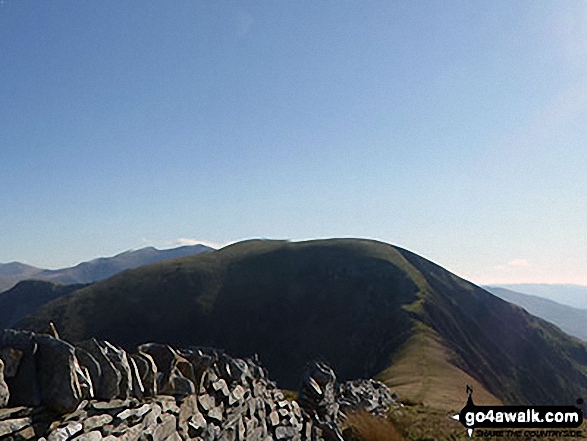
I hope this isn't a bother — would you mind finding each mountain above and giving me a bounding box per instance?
[0,280,88,330]
[17,239,587,409]
[497,284,587,310]
[0,262,42,292]
[484,286,587,342]
[0,245,213,292]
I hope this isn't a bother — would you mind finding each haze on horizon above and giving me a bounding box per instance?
[1,1,586,286]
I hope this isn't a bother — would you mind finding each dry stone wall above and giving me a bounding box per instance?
[0,330,396,440]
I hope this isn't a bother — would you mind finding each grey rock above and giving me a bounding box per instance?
[157,396,180,414]
[268,410,280,427]
[338,379,395,416]
[131,352,157,397]
[83,414,113,432]
[91,399,132,411]
[0,359,9,408]
[35,334,83,412]
[0,329,40,407]
[127,357,144,399]
[14,424,37,440]
[101,341,133,399]
[168,369,195,396]
[71,431,103,441]
[187,411,207,436]
[138,343,196,396]
[142,403,162,427]
[213,379,230,398]
[75,348,102,399]
[208,405,224,422]
[198,393,215,412]
[247,426,264,441]
[275,425,297,439]
[0,406,33,422]
[47,421,83,441]
[63,408,88,422]
[116,403,151,421]
[77,339,120,400]
[245,415,258,436]
[152,413,177,441]
[297,362,339,426]
[0,347,23,378]
[75,362,94,400]
[229,384,245,405]
[0,417,31,437]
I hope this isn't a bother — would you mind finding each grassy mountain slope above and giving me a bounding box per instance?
[485,286,587,342]
[0,280,88,329]
[18,239,587,407]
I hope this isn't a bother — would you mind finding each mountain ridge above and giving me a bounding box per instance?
[0,244,213,292]
[495,284,587,310]
[18,238,587,409]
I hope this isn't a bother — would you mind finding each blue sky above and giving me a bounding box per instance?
[1,1,586,285]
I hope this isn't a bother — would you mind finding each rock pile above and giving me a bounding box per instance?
[0,329,396,440]
[297,362,396,440]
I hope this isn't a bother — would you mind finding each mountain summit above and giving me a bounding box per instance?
[18,239,587,409]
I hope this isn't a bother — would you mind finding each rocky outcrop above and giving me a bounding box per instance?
[0,358,9,407]
[0,329,397,440]
[297,362,397,441]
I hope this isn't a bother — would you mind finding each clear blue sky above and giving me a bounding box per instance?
[1,1,586,285]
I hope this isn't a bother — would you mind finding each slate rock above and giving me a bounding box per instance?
[34,334,83,412]
[72,430,103,441]
[0,329,40,407]
[0,359,9,408]
[275,425,297,440]
[152,413,177,441]
[0,417,32,437]
[127,356,144,399]
[75,348,102,399]
[47,421,83,441]
[83,414,113,432]
[131,352,157,397]
[77,339,120,400]
[101,341,133,399]
[0,347,23,378]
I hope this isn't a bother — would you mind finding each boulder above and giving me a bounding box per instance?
[0,329,40,407]
[75,348,101,398]
[34,334,83,412]
[132,352,157,397]
[76,339,120,400]
[127,356,144,399]
[297,362,339,422]
[138,343,195,395]
[297,362,343,441]
[338,379,395,416]
[100,341,133,399]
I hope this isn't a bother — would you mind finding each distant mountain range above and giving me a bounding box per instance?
[16,239,587,409]
[494,284,587,310]
[0,245,213,293]
[484,286,587,342]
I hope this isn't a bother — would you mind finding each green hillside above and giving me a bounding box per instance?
[18,239,587,408]
[0,280,88,329]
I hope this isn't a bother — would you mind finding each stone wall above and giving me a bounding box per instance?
[0,330,396,440]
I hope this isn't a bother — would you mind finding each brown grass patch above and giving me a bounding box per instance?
[343,409,405,441]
